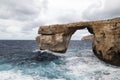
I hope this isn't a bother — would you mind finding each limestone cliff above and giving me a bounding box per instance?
[36,17,120,66]
[81,35,93,40]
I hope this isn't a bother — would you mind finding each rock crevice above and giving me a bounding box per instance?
[36,17,120,66]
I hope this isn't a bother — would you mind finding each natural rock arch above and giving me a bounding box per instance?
[36,17,120,66]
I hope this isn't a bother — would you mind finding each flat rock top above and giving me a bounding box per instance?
[39,17,120,34]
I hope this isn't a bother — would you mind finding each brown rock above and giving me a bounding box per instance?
[36,17,120,66]
[81,35,94,40]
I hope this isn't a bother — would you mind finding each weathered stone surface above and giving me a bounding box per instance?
[36,17,120,66]
[81,35,94,40]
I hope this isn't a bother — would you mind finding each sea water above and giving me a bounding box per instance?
[0,40,120,80]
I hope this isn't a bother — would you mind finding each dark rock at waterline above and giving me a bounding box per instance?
[36,52,59,61]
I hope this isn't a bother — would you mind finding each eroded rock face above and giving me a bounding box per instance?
[91,20,120,66]
[36,17,120,66]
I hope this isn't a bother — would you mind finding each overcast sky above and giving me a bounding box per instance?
[0,0,120,40]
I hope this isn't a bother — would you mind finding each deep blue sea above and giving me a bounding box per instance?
[0,40,120,80]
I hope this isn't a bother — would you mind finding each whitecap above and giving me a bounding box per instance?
[39,50,67,57]
[32,49,40,53]
[0,71,34,80]
[63,52,120,80]
[0,70,65,80]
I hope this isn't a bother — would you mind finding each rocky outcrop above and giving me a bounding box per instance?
[81,35,94,40]
[36,17,120,66]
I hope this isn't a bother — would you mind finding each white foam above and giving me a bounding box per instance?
[40,50,67,57]
[32,49,40,52]
[64,55,120,80]
[0,70,66,80]
[0,71,34,80]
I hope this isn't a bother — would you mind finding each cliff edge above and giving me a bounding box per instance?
[36,17,120,66]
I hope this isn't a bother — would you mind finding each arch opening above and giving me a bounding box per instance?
[71,28,91,40]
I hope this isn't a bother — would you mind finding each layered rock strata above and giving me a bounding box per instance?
[36,17,120,66]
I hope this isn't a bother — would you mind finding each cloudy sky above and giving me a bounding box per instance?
[0,0,120,40]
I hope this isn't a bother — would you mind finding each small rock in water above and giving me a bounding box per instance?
[36,51,59,61]
[103,72,110,75]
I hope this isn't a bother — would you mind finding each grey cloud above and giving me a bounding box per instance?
[3,0,120,40]
[0,0,49,39]
[57,10,83,24]
[82,0,120,20]
[42,0,49,12]
[22,20,45,32]
[0,0,40,21]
